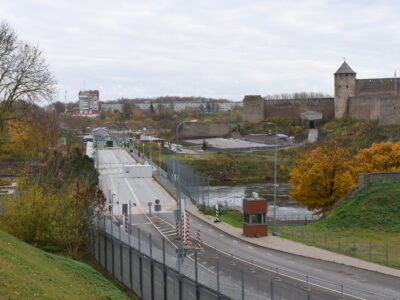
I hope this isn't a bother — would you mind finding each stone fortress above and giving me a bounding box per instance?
[243,61,400,126]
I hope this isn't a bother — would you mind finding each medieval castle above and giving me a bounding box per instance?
[243,61,400,126]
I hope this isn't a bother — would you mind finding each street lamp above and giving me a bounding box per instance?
[268,122,278,235]
[176,119,197,259]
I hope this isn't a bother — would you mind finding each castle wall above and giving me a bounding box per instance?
[243,95,265,122]
[356,78,398,96]
[347,96,381,121]
[348,95,400,125]
[378,96,400,125]
[264,98,335,119]
[334,73,356,118]
[182,122,232,138]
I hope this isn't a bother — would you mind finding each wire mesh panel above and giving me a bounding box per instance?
[167,157,209,207]
[114,242,122,281]
[121,245,130,288]
[141,257,152,300]
[106,238,113,274]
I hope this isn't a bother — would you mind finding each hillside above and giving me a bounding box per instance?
[313,180,400,231]
[0,230,131,299]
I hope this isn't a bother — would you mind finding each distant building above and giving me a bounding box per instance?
[93,127,109,148]
[77,90,100,117]
[101,102,123,112]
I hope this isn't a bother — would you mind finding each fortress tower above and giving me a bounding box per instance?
[334,61,356,118]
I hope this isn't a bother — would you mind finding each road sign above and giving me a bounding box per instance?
[155,199,160,205]
[154,204,161,212]
[148,201,152,207]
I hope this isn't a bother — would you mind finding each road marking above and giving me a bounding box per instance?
[208,229,213,232]
[232,240,238,243]
[288,260,295,264]
[219,234,224,237]
[248,246,253,249]
[267,253,273,256]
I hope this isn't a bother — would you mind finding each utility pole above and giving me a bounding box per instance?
[268,122,278,235]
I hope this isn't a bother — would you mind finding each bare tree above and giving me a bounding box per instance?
[0,21,56,127]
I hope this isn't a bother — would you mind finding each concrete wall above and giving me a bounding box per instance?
[264,98,334,119]
[182,122,232,138]
[358,171,400,187]
[356,78,398,96]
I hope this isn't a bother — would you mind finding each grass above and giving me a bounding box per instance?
[0,229,132,299]
[199,207,243,228]
[278,180,400,269]
[181,149,296,184]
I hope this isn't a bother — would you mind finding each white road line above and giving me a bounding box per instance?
[232,240,238,243]
[248,246,253,249]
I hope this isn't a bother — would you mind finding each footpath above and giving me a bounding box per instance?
[129,149,400,278]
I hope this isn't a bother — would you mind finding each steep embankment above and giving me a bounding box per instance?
[0,230,130,299]
[314,180,400,231]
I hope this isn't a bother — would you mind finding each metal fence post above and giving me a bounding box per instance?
[150,233,152,258]
[139,254,143,298]
[151,258,155,300]
[163,238,167,300]
[216,261,220,298]
[129,248,133,290]
[120,243,123,282]
[270,278,275,300]
[241,269,245,300]
[195,250,199,300]
[104,234,107,268]
[112,236,115,276]
[98,230,101,263]
[138,227,141,252]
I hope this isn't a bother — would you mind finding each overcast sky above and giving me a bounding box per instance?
[1,0,399,102]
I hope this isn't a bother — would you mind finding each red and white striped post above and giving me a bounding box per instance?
[184,211,190,247]
[196,230,201,249]
[125,214,128,233]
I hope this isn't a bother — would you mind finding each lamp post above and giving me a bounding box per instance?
[268,122,278,235]
[176,120,197,259]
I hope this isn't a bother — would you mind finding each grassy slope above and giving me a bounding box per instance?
[314,180,400,231]
[279,181,400,268]
[0,230,131,299]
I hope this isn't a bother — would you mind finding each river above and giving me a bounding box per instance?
[208,182,313,216]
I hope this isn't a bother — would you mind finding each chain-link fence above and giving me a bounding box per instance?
[166,157,209,207]
[276,225,400,269]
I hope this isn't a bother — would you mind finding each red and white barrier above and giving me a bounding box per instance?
[125,214,128,233]
[184,211,190,247]
[196,230,201,249]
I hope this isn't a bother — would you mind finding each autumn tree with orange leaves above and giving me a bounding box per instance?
[289,139,357,214]
[290,140,400,213]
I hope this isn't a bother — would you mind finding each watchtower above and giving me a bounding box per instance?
[334,61,356,118]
